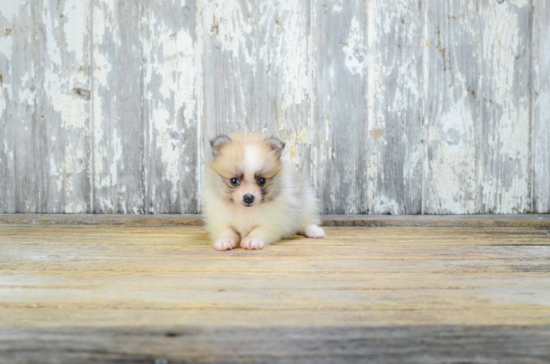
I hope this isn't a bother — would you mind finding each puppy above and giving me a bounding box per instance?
[204,133,325,251]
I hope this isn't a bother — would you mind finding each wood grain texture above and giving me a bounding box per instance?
[312,0,366,214]
[201,0,313,175]
[533,0,550,213]
[142,0,200,214]
[423,0,479,214]
[0,0,91,213]
[367,0,423,215]
[479,0,532,214]
[2,326,550,364]
[93,0,200,214]
[0,0,548,215]
[1,224,550,362]
[92,0,145,214]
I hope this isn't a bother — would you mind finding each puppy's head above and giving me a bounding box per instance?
[209,133,285,208]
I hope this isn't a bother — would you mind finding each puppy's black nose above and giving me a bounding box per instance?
[243,194,254,205]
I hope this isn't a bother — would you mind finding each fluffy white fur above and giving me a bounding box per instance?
[204,134,324,251]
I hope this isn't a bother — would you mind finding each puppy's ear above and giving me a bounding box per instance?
[210,135,231,157]
[265,136,285,159]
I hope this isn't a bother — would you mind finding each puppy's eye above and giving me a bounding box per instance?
[230,178,240,186]
[257,177,266,186]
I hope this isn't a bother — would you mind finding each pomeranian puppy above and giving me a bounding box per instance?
[204,133,325,251]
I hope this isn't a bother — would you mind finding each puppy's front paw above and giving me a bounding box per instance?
[214,238,237,251]
[304,224,325,239]
[241,237,265,250]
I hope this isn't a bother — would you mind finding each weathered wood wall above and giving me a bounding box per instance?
[0,0,548,214]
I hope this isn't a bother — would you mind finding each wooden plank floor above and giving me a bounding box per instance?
[1,220,550,363]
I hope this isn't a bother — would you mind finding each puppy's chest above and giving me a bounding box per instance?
[229,210,261,237]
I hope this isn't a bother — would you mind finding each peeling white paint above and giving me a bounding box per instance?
[0,87,5,118]
[63,0,88,61]
[509,0,530,7]
[422,0,480,215]
[18,73,36,106]
[43,2,63,67]
[343,17,366,76]
[141,2,199,213]
[0,1,20,22]
[111,125,122,187]
[0,23,13,60]
[278,0,312,112]
[3,140,13,161]
[531,0,549,213]
[367,0,423,214]
[98,197,114,213]
[49,154,62,193]
[480,0,530,213]
[426,101,477,213]
[54,91,87,129]
[195,0,205,211]
[373,196,400,215]
[152,108,181,196]
[0,0,546,214]
[482,5,522,108]
[203,0,253,63]
[151,24,195,110]
[263,0,313,177]
[92,0,115,87]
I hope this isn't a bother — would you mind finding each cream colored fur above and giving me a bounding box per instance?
[204,133,324,251]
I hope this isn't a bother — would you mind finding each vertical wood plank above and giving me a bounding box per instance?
[479,0,532,214]
[142,1,200,214]
[423,1,479,214]
[0,2,28,213]
[367,0,423,215]
[0,0,91,213]
[200,0,314,183]
[532,0,550,213]
[92,0,145,213]
[39,0,92,213]
[312,0,367,214]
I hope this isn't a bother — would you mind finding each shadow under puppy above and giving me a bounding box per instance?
[204,133,325,251]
